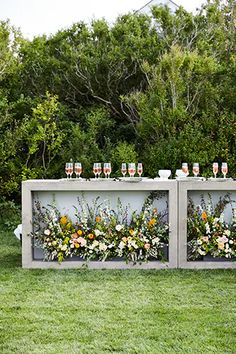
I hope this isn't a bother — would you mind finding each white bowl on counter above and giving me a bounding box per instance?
[158,170,171,179]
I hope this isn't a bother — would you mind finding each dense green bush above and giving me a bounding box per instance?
[0,0,235,200]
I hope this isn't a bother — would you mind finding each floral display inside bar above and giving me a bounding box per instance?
[187,194,236,261]
[31,192,169,264]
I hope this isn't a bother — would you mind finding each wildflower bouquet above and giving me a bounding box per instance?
[30,194,169,264]
[117,197,169,263]
[187,194,236,260]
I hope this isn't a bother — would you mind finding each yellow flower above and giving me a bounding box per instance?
[201,211,207,221]
[95,216,101,223]
[129,229,134,236]
[88,233,95,240]
[60,216,68,225]
[218,242,224,250]
[148,218,156,227]
[75,243,80,249]
[77,229,83,236]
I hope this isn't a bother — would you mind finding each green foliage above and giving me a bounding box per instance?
[0,0,236,198]
[0,222,236,354]
[111,142,138,175]
[0,197,21,229]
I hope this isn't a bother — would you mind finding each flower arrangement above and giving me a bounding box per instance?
[31,193,169,264]
[187,194,236,260]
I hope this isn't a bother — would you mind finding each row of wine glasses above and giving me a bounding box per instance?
[121,163,143,177]
[213,162,228,178]
[65,162,82,179]
[93,163,111,178]
[65,162,144,179]
[181,162,228,178]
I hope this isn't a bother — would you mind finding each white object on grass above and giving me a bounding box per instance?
[14,224,22,240]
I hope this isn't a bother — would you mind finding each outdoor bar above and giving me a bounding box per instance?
[178,180,236,269]
[22,179,178,269]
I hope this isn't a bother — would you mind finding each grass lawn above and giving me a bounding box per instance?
[0,224,235,354]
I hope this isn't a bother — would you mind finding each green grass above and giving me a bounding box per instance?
[0,225,235,354]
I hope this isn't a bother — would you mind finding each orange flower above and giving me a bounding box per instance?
[95,216,101,223]
[60,216,68,225]
[77,229,83,236]
[88,233,95,240]
[153,208,158,214]
[201,211,207,221]
[72,233,78,239]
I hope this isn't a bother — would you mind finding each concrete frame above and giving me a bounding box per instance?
[22,179,178,269]
[178,180,236,269]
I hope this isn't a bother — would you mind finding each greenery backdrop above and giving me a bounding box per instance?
[0,0,235,200]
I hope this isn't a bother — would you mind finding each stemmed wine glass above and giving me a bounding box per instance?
[192,163,199,177]
[65,162,73,179]
[137,163,143,177]
[128,163,136,177]
[93,163,98,179]
[221,162,228,179]
[121,163,127,177]
[74,162,82,179]
[104,163,112,178]
[213,162,218,178]
[107,163,111,178]
[97,163,102,178]
[182,163,189,177]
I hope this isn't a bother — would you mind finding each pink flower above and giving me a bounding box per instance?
[144,243,150,250]
[78,237,87,247]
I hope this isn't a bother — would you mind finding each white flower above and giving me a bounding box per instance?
[118,241,125,250]
[219,213,224,223]
[115,224,124,232]
[44,229,51,236]
[99,243,107,252]
[129,240,138,249]
[90,240,99,249]
[205,222,211,234]
[198,249,206,256]
[61,244,67,251]
[224,230,231,237]
[197,239,202,245]
[94,229,102,237]
[229,240,233,244]
[152,237,160,245]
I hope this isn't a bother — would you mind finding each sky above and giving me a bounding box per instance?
[0,0,206,39]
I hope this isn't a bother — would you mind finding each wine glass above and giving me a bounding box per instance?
[137,163,143,177]
[192,163,199,177]
[74,162,82,179]
[121,163,127,177]
[93,163,98,179]
[107,162,111,178]
[65,162,73,179]
[182,163,189,176]
[97,163,102,178]
[128,163,136,177]
[103,163,111,178]
[213,162,218,178]
[221,162,228,179]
